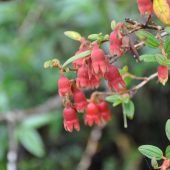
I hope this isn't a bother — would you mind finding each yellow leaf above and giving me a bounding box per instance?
[153,0,170,25]
[64,31,82,41]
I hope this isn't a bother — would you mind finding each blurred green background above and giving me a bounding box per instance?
[0,0,169,170]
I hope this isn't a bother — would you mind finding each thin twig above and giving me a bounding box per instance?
[76,124,105,170]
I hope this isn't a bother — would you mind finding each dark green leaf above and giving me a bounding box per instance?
[62,50,91,67]
[135,30,160,48]
[138,145,163,160]
[17,127,45,157]
[122,100,135,120]
[165,119,170,141]
[165,145,170,159]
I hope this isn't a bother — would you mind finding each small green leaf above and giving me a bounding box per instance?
[140,54,157,62]
[140,54,167,65]
[165,27,170,34]
[138,145,163,160]
[62,50,91,67]
[106,94,122,106]
[17,127,45,157]
[88,34,99,40]
[64,31,81,41]
[155,54,167,65]
[111,20,116,30]
[122,100,135,120]
[135,30,160,48]
[165,119,170,141]
[165,145,170,159]
[164,37,170,55]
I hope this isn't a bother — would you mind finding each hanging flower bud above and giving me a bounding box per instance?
[84,102,100,126]
[98,100,112,122]
[137,0,153,15]
[58,75,72,96]
[109,23,123,57]
[73,89,87,112]
[104,64,126,91]
[76,65,90,88]
[63,105,80,132]
[89,75,101,89]
[73,38,90,68]
[158,65,168,85]
[91,43,108,75]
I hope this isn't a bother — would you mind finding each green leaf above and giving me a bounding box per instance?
[164,37,170,55]
[21,114,53,129]
[140,54,167,65]
[17,127,45,157]
[165,27,170,34]
[106,94,122,107]
[135,30,160,48]
[140,54,157,62]
[64,31,82,41]
[165,145,170,159]
[122,100,135,120]
[88,34,99,40]
[62,50,91,67]
[155,54,167,65]
[111,20,116,30]
[138,145,163,160]
[165,119,170,141]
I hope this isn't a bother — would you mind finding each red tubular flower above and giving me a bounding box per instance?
[158,65,168,85]
[73,38,90,68]
[104,64,126,91]
[63,105,80,132]
[84,102,100,126]
[58,75,72,96]
[89,75,101,89]
[109,23,123,57]
[73,89,87,112]
[76,65,90,88]
[137,0,153,15]
[91,43,108,76]
[98,100,112,122]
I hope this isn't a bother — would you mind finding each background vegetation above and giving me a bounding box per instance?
[0,0,169,169]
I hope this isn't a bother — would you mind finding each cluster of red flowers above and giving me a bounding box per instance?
[58,31,127,132]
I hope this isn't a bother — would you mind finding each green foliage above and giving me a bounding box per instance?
[106,94,129,107]
[135,30,160,48]
[64,31,82,41]
[122,100,135,120]
[17,126,45,157]
[139,54,169,66]
[164,36,170,56]
[138,145,163,160]
[165,119,170,141]
[165,145,170,159]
